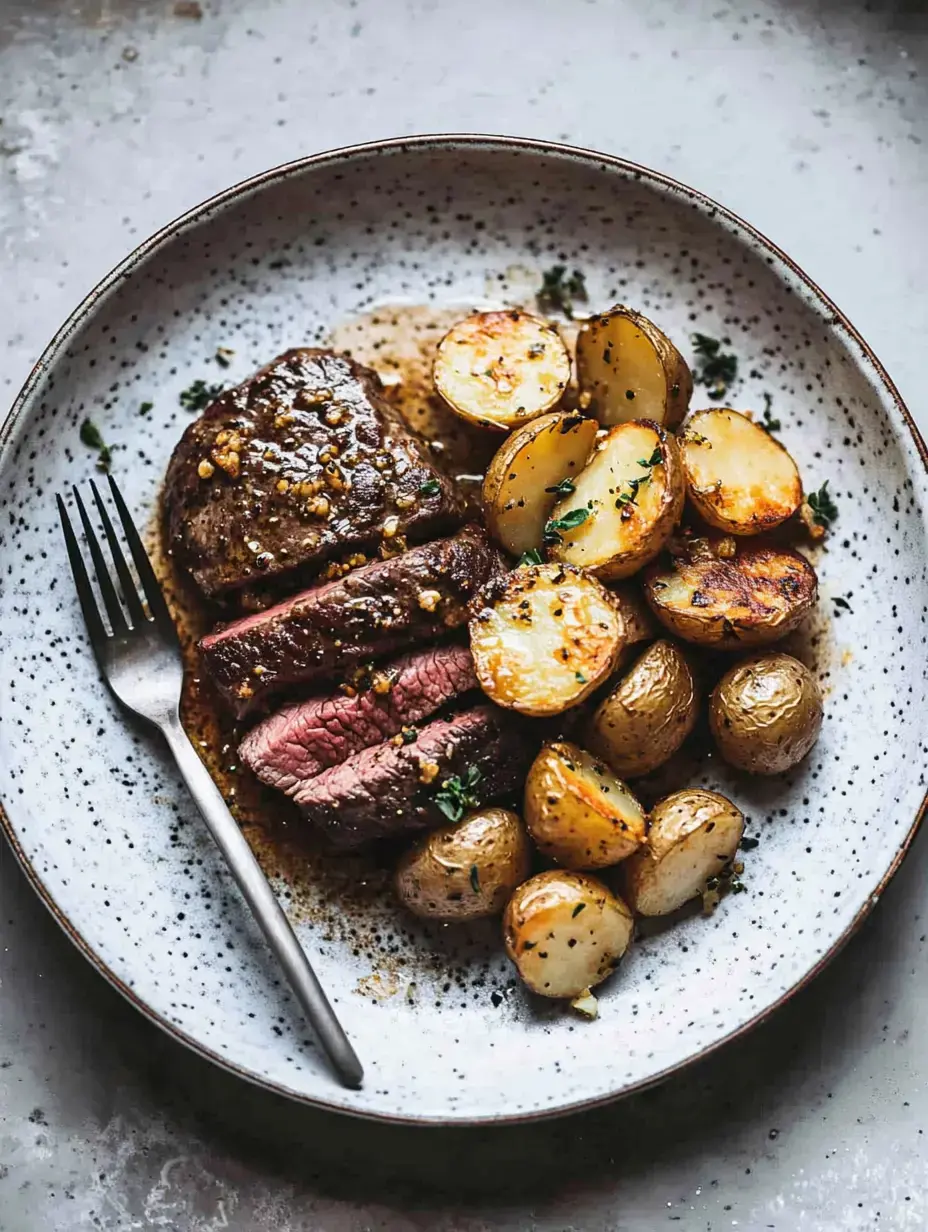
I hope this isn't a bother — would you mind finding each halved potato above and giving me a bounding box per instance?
[643,541,817,648]
[547,420,685,580]
[576,306,692,428]
[624,789,744,916]
[469,563,624,716]
[433,309,571,430]
[503,870,634,998]
[709,652,823,775]
[680,408,803,535]
[524,741,647,869]
[395,807,532,921]
[482,411,597,556]
[586,639,698,778]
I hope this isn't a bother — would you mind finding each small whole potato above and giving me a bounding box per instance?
[709,652,823,775]
[503,870,634,998]
[395,807,532,921]
[524,740,648,869]
[586,639,698,778]
[625,789,744,917]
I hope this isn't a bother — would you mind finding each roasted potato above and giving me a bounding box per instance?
[624,789,744,917]
[503,870,634,998]
[433,309,571,430]
[709,652,823,775]
[680,409,803,535]
[469,563,624,716]
[547,420,685,580]
[395,807,532,921]
[611,582,658,648]
[642,541,817,648]
[586,639,698,778]
[482,411,597,557]
[524,741,647,869]
[576,305,692,429]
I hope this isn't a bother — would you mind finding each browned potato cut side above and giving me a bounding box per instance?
[395,808,532,921]
[469,563,624,716]
[625,789,744,917]
[503,870,634,998]
[547,420,685,580]
[433,309,571,430]
[482,412,597,556]
[524,741,647,870]
[576,306,692,428]
[642,542,817,648]
[587,639,698,778]
[709,652,823,774]
[680,409,803,535]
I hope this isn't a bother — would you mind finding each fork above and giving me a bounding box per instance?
[57,476,363,1090]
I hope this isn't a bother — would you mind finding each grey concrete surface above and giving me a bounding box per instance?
[1,0,927,1227]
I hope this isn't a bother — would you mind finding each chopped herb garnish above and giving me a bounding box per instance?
[401,726,418,744]
[179,378,224,413]
[215,346,235,368]
[571,903,586,918]
[469,865,481,894]
[808,481,838,527]
[761,392,781,432]
[518,548,543,567]
[740,836,760,851]
[625,389,636,400]
[638,447,663,468]
[614,447,663,508]
[692,332,738,400]
[545,477,576,497]
[685,431,709,446]
[832,595,853,612]
[536,265,588,317]
[543,507,590,544]
[419,478,441,496]
[434,764,482,823]
[138,400,154,416]
[575,671,587,684]
[79,419,114,472]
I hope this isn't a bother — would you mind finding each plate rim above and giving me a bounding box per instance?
[2,131,926,1126]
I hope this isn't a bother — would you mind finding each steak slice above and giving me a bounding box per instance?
[200,525,504,717]
[163,348,466,601]
[238,643,478,791]
[294,704,535,849]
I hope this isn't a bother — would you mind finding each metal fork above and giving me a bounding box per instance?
[57,476,363,1089]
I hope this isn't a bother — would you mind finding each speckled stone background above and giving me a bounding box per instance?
[0,0,926,1228]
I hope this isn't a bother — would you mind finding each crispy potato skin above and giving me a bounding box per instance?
[433,309,571,430]
[548,420,686,581]
[709,652,823,774]
[395,807,532,921]
[587,639,698,778]
[642,542,817,648]
[469,563,625,716]
[524,741,647,869]
[576,306,692,428]
[624,789,744,916]
[503,869,634,998]
[680,409,803,536]
[482,412,597,556]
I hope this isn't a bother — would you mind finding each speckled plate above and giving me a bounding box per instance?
[1,135,927,1125]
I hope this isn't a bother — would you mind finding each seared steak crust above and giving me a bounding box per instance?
[163,348,465,600]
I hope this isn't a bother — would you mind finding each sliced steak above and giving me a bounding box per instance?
[295,704,535,848]
[239,643,478,791]
[163,348,465,601]
[200,525,504,716]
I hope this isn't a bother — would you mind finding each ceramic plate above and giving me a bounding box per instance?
[1,136,926,1124]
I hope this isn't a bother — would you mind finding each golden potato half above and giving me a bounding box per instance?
[433,309,571,430]
[587,639,698,778]
[625,789,744,917]
[643,542,817,648]
[503,870,634,998]
[709,652,823,775]
[680,408,803,535]
[576,305,692,429]
[469,563,624,716]
[524,740,647,869]
[482,411,597,557]
[547,420,685,580]
[395,807,532,921]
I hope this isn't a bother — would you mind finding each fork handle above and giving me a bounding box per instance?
[161,714,363,1089]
